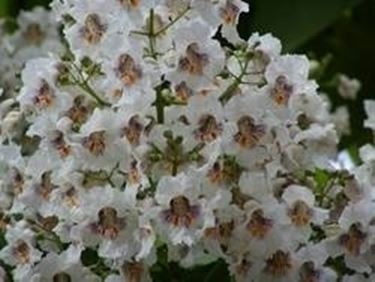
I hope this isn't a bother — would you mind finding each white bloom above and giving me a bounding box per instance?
[338,74,361,100]
[32,245,100,282]
[154,173,216,246]
[325,200,375,274]
[167,18,225,89]
[263,55,318,120]
[0,0,371,279]
[64,0,126,61]
[248,32,282,61]
[18,57,73,119]
[364,100,375,130]
[0,221,43,280]
[72,108,127,172]
[281,185,328,244]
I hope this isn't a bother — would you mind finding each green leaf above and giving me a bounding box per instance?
[0,1,10,17]
[239,0,364,50]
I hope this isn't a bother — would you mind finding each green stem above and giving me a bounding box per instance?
[130,6,190,39]
[70,63,111,107]
[219,55,251,104]
[171,158,179,176]
[154,6,190,37]
[27,219,65,251]
[148,9,158,60]
[155,89,165,124]
[79,80,111,107]
[130,30,149,36]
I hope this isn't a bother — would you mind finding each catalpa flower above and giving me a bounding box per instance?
[0,0,374,280]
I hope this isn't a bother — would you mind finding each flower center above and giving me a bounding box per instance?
[299,262,321,282]
[175,82,193,103]
[82,131,106,156]
[179,43,209,75]
[51,131,71,158]
[339,223,366,256]
[122,262,144,282]
[37,172,55,200]
[163,196,199,227]
[63,187,80,208]
[81,13,107,45]
[128,159,141,185]
[264,250,292,277]
[33,79,55,109]
[118,0,141,9]
[271,75,293,106]
[123,115,144,146]
[194,114,222,143]
[171,196,191,217]
[23,23,45,45]
[207,156,242,185]
[116,54,142,86]
[235,258,253,278]
[246,209,273,239]
[0,212,9,232]
[204,221,234,244]
[12,240,30,265]
[53,272,72,282]
[234,116,266,148]
[288,200,313,227]
[9,168,24,195]
[220,1,240,26]
[219,221,235,239]
[93,207,125,239]
[66,97,89,127]
[207,161,224,184]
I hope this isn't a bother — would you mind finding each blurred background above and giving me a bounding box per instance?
[0,0,374,151]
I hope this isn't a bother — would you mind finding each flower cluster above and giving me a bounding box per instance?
[0,0,374,281]
[0,6,64,97]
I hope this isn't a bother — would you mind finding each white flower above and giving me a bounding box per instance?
[154,173,216,246]
[69,186,139,260]
[281,185,328,244]
[181,92,225,144]
[9,7,64,58]
[18,57,73,119]
[263,55,318,119]
[72,108,127,172]
[338,74,361,100]
[167,18,225,89]
[248,33,282,61]
[32,245,100,282]
[331,106,351,136]
[343,274,375,282]
[105,261,152,282]
[324,200,375,274]
[0,0,371,278]
[296,243,337,282]
[64,0,126,61]
[223,93,272,168]
[0,221,43,280]
[239,197,293,259]
[101,35,157,106]
[364,100,375,130]
[218,0,249,43]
